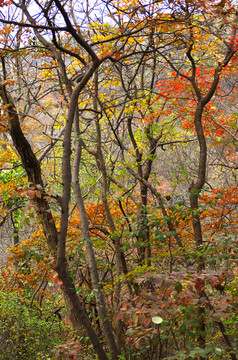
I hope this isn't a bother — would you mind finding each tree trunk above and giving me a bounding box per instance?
[0,77,110,360]
[72,117,121,358]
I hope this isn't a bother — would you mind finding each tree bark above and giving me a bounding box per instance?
[0,64,110,360]
[72,107,121,359]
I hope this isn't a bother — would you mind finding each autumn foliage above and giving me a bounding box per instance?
[0,0,238,359]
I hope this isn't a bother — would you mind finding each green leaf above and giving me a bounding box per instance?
[180,324,186,334]
[215,348,223,355]
[174,282,183,293]
[132,314,138,323]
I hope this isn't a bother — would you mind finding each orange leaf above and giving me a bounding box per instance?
[115,51,120,60]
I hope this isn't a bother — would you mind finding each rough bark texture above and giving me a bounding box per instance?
[0,68,110,360]
[187,32,236,359]
[72,107,120,359]
[12,6,119,354]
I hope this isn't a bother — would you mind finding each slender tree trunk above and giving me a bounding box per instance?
[72,107,120,359]
[93,71,127,305]
[0,69,110,360]
[189,100,207,359]
[185,25,235,356]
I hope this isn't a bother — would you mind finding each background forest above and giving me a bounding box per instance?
[0,0,237,359]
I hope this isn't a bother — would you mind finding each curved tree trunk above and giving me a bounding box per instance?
[0,63,110,360]
[72,107,121,359]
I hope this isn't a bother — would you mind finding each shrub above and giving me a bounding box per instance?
[0,291,65,360]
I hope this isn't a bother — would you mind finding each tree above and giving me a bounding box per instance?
[0,0,237,359]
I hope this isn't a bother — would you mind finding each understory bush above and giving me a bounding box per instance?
[0,291,66,360]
